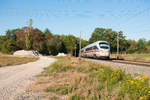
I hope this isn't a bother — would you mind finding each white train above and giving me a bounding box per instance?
[80,41,110,59]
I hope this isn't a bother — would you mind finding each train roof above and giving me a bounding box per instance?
[93,40,109,44]
[81,40,109,50]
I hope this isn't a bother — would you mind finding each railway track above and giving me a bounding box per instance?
[111,60,150,67]
[82,57,150,78]
[82,58,150,67]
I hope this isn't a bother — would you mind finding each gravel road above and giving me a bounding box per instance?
[84,58,150,78]
[0,56,56,100]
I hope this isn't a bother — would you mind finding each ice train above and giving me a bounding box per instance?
[80,41,110,59]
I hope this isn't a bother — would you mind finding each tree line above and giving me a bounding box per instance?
[0,27,88,56]
[89,28,150,54]
[0,26,150,56]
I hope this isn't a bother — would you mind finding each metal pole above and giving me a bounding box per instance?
[79,31,82,58]
[117,32,119,59]
[75,44,76,57]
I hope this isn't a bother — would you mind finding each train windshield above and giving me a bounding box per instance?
[99,42,109,49]
[99,42,109,45]
[100,46,109,49]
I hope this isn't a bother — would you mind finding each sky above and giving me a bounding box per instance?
[0,0,150,40]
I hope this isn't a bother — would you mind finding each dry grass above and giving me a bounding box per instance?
[27,56,150,100]
[111,54,150,63]
[0,53,39,67]
[27,57,124,100]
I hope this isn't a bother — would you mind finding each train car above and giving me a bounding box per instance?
[80,41,110,59]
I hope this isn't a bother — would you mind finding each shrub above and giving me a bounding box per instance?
[119,75,150,99]
[1,41,18,54]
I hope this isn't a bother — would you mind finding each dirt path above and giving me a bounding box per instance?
[0,56,56,100]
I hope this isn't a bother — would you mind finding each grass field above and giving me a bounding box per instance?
[0,53,39,67]
[111,54,150,63]
[30,56,150,100]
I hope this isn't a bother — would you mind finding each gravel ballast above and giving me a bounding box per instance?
[0,56,56,100]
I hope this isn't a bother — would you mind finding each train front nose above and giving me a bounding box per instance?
[101,49,110,56]
[99,45,110,57]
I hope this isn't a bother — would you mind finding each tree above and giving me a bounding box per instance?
[117,31,129,53]
[46,35,64,55]
[61,35,77,54]
[43,29,54,54]
[89,28,128,53]
[0,29,19,53]
[147,40,150,46]
[30,28,46,53]
[1,41,18,54]
[72,38,89,56]
[16,27,46,53]
[0,36,7,51]
[16,27,29,49]
[127,40,138,53]
[25,34,31,50]
[89,28,106,43]
[137,38,147,53]
[44,28,52,35]
[5,29,18,41]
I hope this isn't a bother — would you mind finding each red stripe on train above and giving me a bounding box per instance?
[82,50,101,54]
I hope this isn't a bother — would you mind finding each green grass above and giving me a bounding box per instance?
[45,85,75,95]
[134,54,150,58]
[111,53,150,63]
[49,97,59,100]
[69,94,80,100]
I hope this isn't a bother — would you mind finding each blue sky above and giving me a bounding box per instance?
[0,0,150,40]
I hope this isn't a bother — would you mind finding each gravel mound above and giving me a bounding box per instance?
[13,50,39,57]
[57,53,66,57]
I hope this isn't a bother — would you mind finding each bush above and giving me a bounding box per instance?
[1,41,18,54]
[119,75,150,99]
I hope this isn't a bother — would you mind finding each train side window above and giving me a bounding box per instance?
[86,48,90,51]
[93,46,98,50]
[86,48,88,51]
[86,47,92,51]
[93,46,95,50]
[90,47,92,50]
[95,46,98,50]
